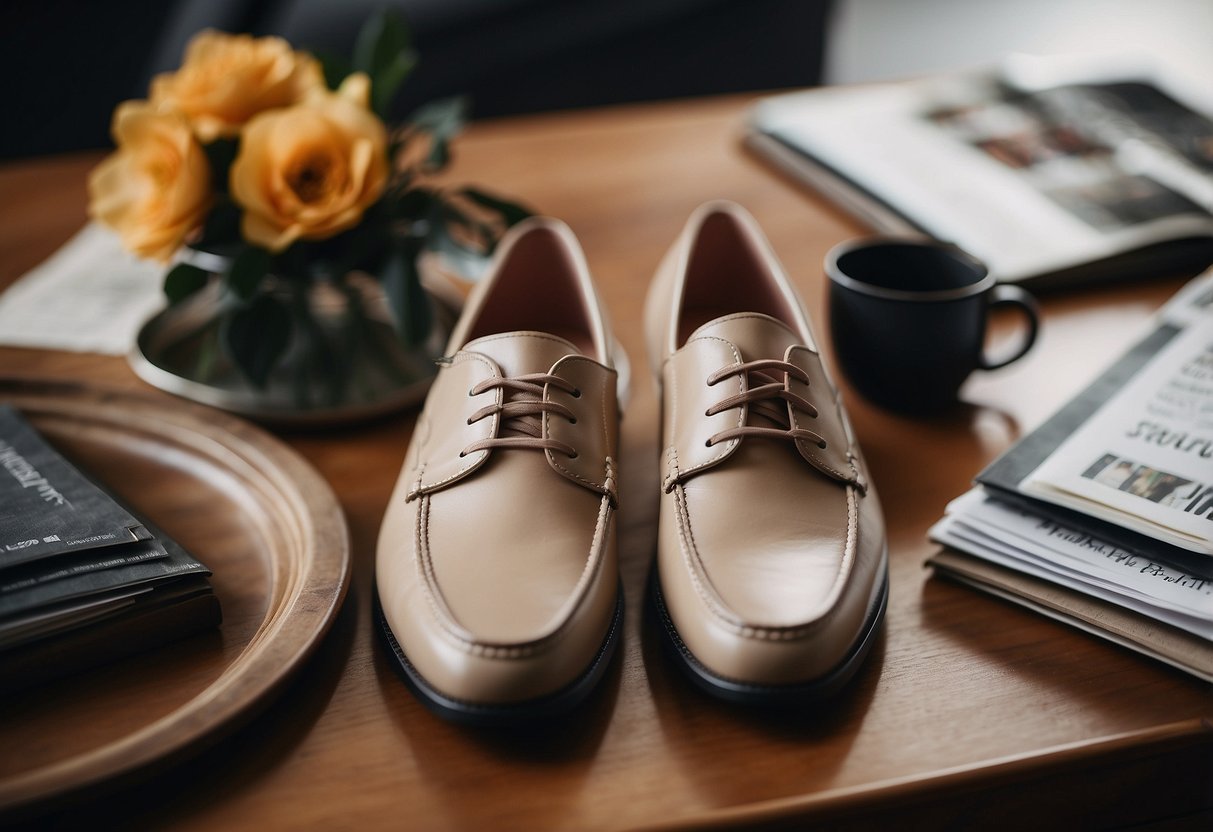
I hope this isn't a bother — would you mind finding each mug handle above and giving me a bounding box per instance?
[979,284,1040,370]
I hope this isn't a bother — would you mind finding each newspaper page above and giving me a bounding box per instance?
[930,489,1213,639]
[1020,284,1213,553]
[0,223,164,355]
[749,67,1213,283]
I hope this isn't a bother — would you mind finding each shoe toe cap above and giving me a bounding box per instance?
[376,483,619,706]
[660,482,887,688]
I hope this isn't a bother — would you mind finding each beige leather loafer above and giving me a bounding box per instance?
[644,201,888,703]
[376,217,622,723]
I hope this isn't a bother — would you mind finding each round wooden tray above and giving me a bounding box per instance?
[0,380,351,813]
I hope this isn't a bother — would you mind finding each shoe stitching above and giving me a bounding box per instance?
[557,493,614,649]
[819,355,863,486]
[838,406,866,488]
[411,351,615,657]
[599,363,617,502]
[544,357,618,498]
[703,310,796,333]
[795,431,858,484]
[661,353,680,491]
[407,414,429,496]
[847,454,861,486]
[414,490,614,659]
[662,446,679,492]
[467,330,578,350]
[671,481,861,642]
[496,492,613,660]
[784,346,865,490]
[466,495,613,659]
[662,327,865,638]
[412,460,426,498]
[672,482,741,632]
[414,494,456,639]
[602,456,617,506]
[379,592,623,714]
[667,336,744,488]
[411,352,500,498]
[599,361,610,455]
[682,311,797,346]
[652,569,885,693]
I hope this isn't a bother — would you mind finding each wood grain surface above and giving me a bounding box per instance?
[0,95,1209,829]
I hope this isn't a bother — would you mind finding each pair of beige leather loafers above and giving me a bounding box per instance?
[375,202,888,722]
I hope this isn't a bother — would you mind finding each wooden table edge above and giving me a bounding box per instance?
[641,718,1213,829]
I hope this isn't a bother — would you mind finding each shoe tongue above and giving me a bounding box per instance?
[688,312,804,362]
[462,330,579,376]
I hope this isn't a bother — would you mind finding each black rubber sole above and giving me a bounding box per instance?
[648,565,888,705]
[374,583,623,726]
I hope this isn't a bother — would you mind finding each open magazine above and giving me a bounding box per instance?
[746,61,1213,287]
[928,269,1213,680]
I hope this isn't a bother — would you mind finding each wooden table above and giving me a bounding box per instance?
[1,95,1210,830]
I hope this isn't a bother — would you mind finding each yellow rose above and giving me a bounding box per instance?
[151,30,325,142]
[230,74,388,252]
[88,101,213,262]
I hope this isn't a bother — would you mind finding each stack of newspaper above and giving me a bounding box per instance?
[929,269,1213,681]
[0,407,219,691]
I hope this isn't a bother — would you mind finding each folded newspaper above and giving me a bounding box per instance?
[929,268,1213,681]
[1023,281,1213,554]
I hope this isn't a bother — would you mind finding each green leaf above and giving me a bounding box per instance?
[396,97,468,173]
[353,9,409,74]
[227,246,271,300]
[409,95,465,169]
[203,139,238,177]
[379,242,432,347]
[372,50,417,117]
[459,187,534,228]
[426,136,450,170]
[316,50,352,90]
[409,96,467,140]
[353,9,417,117]
[163,263,210,305]
[222,295,293,389]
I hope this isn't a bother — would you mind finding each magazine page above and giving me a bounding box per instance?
[1021,319,1213,554]
[749,71,1213,282]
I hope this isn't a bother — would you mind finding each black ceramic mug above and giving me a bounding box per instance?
[825,237,1039,414]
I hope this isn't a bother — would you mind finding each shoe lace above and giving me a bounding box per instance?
[460,373,580,458]
[704,359,827,449]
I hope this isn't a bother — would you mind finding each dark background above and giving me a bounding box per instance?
[1,0,834,159]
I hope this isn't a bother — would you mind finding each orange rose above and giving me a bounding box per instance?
[151,30,325,142]
[230,74,388,252]
[88,101,213,262]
